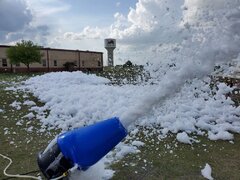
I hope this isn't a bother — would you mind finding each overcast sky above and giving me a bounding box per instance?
[0,0,185,65]
[1,0,238,65]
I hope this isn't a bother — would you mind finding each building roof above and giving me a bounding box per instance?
[0,45,103,54]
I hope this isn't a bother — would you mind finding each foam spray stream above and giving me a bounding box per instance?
[70,1,240,179]
[121,0,240,129]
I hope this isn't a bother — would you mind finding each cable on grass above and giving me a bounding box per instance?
[0,153,78,180]
[0,153,42,180]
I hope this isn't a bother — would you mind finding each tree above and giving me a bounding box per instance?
[63,62,76,72]
[7,40,42,72]
[123,60,133,67]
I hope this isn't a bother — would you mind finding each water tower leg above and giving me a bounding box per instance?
[108,49,114,67]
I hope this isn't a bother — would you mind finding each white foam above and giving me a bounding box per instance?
[201,163,214,180]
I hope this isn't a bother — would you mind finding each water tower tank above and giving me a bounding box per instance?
[104,39,116,67]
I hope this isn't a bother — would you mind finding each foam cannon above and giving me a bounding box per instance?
[37,117,127,179]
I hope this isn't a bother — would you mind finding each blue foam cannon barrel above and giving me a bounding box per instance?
[37,117,127,179]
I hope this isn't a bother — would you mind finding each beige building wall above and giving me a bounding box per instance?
[80,52,102,68]
[48,50,79,68]
[0,45,103,72]
[29,50,48,68]
[0,47,48,68]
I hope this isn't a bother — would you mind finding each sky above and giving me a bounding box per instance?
[0,0,184,65]
[1,0,239,65]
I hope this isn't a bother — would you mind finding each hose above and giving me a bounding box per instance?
[0,153,41,179]
[0,153,78,180]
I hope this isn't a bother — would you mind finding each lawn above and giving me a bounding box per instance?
[0,72,240,180]
[111,129,240,180]
[0,73,57,179]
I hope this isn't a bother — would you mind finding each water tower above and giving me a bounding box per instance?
[104,38,116,67]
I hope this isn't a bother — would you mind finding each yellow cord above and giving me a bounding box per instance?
[0,153,78,180]
[0,153,41,179]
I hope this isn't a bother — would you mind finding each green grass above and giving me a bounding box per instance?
[111,130,240,180]
[0,73,56,179]
[0,72,239,180]
[97,65,149,85]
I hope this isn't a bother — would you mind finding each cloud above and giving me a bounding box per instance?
[0,0,50,45]
[114,0,240,64]
[6,25,50,46]
[40,0,240,65]
[63,26,107,40]
[111,12,129,31]
[116,2,121,7]
[0,0,32,32]
[112,0,185,44]
[62,1,185,48]
[54,0,186,64]
[25,0,71,19]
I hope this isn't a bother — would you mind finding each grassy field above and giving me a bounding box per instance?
[0,73,56,179]
[111,130,240,180]
[0,72,240,180]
